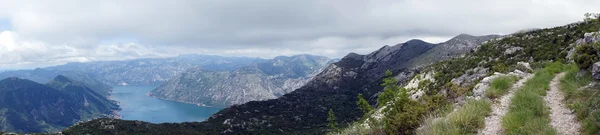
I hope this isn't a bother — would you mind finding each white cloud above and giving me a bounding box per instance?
[0,31,167,69]
[0,0,599,69]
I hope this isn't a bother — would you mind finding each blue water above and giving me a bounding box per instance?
[111,86,222,123]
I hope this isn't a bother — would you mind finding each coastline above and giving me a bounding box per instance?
[146,92,223,109]
[107,87,123,119]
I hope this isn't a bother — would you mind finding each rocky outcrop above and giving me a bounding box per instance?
[516,62,533,73]
[567,31,600,61]
[451,67,489,88]
[150,55,333,107]
[504,47,524,55]
[592,62,600,80]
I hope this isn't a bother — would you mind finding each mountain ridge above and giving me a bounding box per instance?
[0,76,119,133]
[149,54,335,107]
[0,55,268,86]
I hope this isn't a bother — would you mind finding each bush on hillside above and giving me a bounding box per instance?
[573,42,600,70]
[380,77,427,135]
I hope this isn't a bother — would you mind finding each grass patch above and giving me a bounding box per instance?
[559,65,599,135]
[501,67,561,135]
[417,99,492,135]
[485,76,519,99]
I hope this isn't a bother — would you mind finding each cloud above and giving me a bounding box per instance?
[0,31,167,69]
[0,0,599,69]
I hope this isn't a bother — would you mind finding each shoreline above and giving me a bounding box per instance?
[145,92,223,109]
[108,87,123,119]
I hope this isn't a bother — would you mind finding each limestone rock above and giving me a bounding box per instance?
[516,62,533,73]
[592,62,600,80]
[504,47,524,55]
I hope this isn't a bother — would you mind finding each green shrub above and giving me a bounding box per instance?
[382,87,426,135]
[544,61,567,74]
[422,94,451,114]
[573,42,600,70]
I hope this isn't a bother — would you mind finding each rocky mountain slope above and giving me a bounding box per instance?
[0,69,113,97]
[0,76,118,133]
[46,75,120,119]
[0,55,266,86]
[336,17,600,134]
[62,33,498,134]
[150,54,334,107]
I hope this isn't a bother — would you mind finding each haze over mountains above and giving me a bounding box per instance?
[150,54,335,107]
[0,55,267,86]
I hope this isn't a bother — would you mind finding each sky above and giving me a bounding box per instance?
[0,0,599,70]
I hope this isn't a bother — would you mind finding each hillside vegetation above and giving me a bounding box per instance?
[334,15,600,135]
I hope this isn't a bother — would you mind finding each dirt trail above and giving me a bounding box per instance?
[479,74,533,135]
[545,73,582,135]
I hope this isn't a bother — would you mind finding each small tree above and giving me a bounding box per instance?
[357,94,373,117]
[327,108,339,132]
[382,86,426,135]
[378,70,399,107]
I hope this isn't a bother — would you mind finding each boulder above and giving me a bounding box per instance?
[592,62,600,80]
[504,47,524,55]
[450,67,488,87]
[516,62,533,73]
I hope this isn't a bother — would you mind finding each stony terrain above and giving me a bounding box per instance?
[545,73,582,135]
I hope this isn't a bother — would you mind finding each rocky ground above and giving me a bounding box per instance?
[545,73,582,135]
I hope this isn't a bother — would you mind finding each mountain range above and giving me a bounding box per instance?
[0,76,119,133]
[150,54,335,107]
[0,55,267,86]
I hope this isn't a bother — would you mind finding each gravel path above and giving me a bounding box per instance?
[545,73,582,135]
[479,74,532,135]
